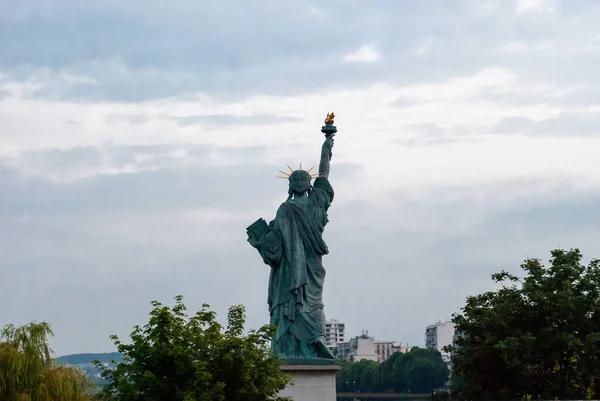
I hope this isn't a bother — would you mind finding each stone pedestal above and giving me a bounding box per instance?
[278,364,341,401]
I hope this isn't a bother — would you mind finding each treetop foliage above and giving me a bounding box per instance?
[336,347,449,394]
[95,295,290,401]
[449,248,600,400]
[0,322,92,401]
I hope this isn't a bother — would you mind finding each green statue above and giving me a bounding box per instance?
[247,113,337,361]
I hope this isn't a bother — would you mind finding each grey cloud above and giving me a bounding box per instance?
[390,123,483,147]
[5,0,600,102]
[0,0,436,70]
[106,113,151,125]
[550,86,600,107]
[2,144,204,180]
[494,116,536,132]
[393,78,600,115]
[400,136,482,148]
[405,123,447,137]
[492,113,600,137]
[172,114,304,127]
[466,89,564,108]
[0,145,362,217]
[390,110,600,146]
[325,182,600,344]
[15,57,416,103]
[391,96,414,108]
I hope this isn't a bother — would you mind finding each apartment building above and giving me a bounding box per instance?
[375,341,412,362]
[337,331,377,362]
[425,320,455,363]
[325,319,345,348]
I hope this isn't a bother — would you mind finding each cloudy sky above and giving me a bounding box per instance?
[2,0,600,356]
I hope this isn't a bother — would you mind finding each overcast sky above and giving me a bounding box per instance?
[2,0,600,356]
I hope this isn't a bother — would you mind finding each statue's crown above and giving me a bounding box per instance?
[278,163,320,180]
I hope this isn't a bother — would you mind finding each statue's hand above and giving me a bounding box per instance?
[248,237,261,249]
[323,134,335,151]
[247,218,268,250]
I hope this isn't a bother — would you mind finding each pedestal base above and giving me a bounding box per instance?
[278,364,341,401]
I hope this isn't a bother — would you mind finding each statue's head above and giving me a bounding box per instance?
[289,170,312,196]
[278,164,319,200]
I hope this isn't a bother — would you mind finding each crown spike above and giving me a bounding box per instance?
[276,163,320,180]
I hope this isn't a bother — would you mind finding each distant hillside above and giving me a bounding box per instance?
[56,352,123,365]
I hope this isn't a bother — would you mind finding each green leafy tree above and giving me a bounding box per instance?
[393,348,448,393]
[335,348,448,394]
[0,322,92,401]
[449,248,600,400]
[335,359,377,392]
[334,360,353,392]
[379,351,402,392]
[95,296,290,401]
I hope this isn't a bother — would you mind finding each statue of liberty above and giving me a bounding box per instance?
[247,113,337,361]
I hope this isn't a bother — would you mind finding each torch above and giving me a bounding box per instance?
[321,112,336,160]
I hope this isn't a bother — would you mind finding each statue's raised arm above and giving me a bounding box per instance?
[318,135,334,179]
[319,112,336,180]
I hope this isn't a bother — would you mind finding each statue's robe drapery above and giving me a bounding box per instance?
[255,176,334,358]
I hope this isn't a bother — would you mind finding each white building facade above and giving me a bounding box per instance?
[325,319,346,348]
[425,320,455,363]
[374,341,412,362]
[337,332,377,362]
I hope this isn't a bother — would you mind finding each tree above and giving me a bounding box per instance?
[335,359,376,392]
[335,348,448,394]
[393,348,448,393]
[449,248,600,400]
[0,322,92,401]
[379,351,402,392]
[95,295,290,401]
